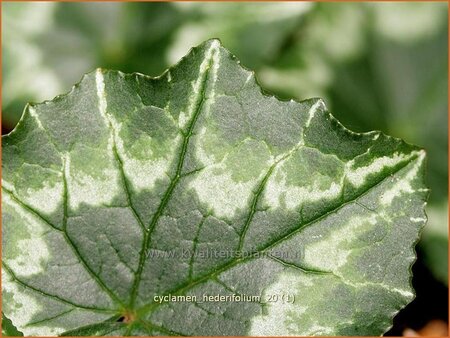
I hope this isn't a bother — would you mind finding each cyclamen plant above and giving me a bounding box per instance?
[2,40,427,336]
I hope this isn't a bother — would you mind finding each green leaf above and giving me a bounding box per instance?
[2,39,428,336]
[59,318,126,336]
[2,313,24,337]
[420,203,448,285]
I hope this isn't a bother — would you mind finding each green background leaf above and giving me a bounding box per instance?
[2,313,24,337]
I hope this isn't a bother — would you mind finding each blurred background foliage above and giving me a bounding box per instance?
[2,2,448,335]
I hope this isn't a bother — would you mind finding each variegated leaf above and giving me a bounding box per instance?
[2,39,428,336]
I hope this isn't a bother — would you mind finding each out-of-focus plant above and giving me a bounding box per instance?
[166,2,313,69]
[421,203,448,285]
[2,2,183,129]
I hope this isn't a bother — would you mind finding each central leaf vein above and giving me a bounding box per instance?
[128,44,218,308]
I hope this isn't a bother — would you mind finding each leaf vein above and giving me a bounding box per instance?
[136,155,418,316]
[62,160,126,307]
[129,44,218,308]
[2,263,113,312]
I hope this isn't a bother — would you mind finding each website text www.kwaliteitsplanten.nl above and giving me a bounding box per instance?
[145,248,304,260]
